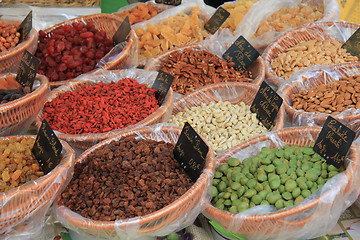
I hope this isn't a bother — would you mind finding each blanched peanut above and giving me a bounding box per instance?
[169,101,268,154]
[0,20,20,52]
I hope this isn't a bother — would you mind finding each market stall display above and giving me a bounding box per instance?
[34,13,136,88]
[204,126,360,240]
[0,135,75,238]
[168,82,284,155]
[145,41,265,98]
[0,19,38,73]
[0,73,49,136]
[54,126,214,239]
[35,69,174,149]
[262,21,360,88]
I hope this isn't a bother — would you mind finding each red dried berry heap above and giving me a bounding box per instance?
[36,22,114,82]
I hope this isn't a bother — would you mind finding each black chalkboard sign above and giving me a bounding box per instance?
[15,50,40,91]
[155,0,181,6]
[19,11,32,42]
[173,122,209,182]
[204,7,230,34]
[113,16,131,45]
[342,28,360,59]
[250,81,283,130]
[152,71,174,105]
[32,119,63,174]
[313,116,355,169]
[223,35,259,72]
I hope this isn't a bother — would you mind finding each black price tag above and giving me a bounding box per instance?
[342,28,360,59]
[155,0,181,6]
[223,35,259,72]
[113,16,131,45]
[173,123,209,182]
[16,50,40,91]
[313,116,355,169]
[32,119,63,174]
[250,81,283,130]
[152,71,174,105]
[204,7,230,34]
[19,11,32,42]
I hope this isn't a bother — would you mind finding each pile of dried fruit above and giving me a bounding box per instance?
[114,2,165,25]
[0,20,20,52]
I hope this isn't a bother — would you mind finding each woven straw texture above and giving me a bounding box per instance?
[204,126,359,236]
[0,135,75,232]
[35,72,174,149]
[55,126,215,237]
[262,21,360,89]
[0,74,49,136]
[0,0,100,7]
[40,13,135,88]
[0,19,37,73]
[282,62,360,131]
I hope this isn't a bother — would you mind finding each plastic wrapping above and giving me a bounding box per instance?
[35,69,174,150]
[0,135,75,240]
[132,0,216,66]
[203,126,360,240]
[262,20,360,89]
[0,74,50,136]
[54,124,215,240]
[278,62,360,133]
[144,40,265,101]
[214,0,339,52]
[168,82,284,156]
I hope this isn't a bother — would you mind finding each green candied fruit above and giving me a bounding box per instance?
[301,189,311,198]
[292,187,301,198]
[298,181,308,190]
[254,182,264,192]
[276,165,288,175]
[284,200,294,208]
[249,202,256,208]
[242,158,252,166]
[223,192,231,199]
[278,185,285,194]
[245,172,254,179]
[237,186,246,197]
[282,192,292,201]
[270,178,281,190]
[229,206,238,213]
[249,164,257,174]
[328,171,339,179]
[228,157,241,167]
[213,179,220,186]
[212,186,218,197]
[258,190,268,200]
[167,232,180,240]
[264,164,276,173]
[219,164,229,173]
[305,171,318,182]
[285,180,297,192]
[246,179,257,189]
[224,199,232,206]
[214,171,223,179]
[240,177,249,185]
[266,192,282,204]
[275,149,285,158]
[231,192,238,201]
[328,165,338,172]
[251,194,263,205]
[306,180,314,189]
[244,189,257,198]
[296,168,305,177]
[275,199,285,209]
[294,196,305,205]
[257,172,267,182]
[231,182,242,190]
[261,157,272,165]
[261,146,271,154]
[237,201,249,212]
[218,181,227,192]
[261,200,270,205]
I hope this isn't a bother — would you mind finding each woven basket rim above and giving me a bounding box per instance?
[144,43,265,86]
[282,62,360,124]
[35,73,174,143]
[0,135,75,221]
[204,126,358,224]
[55,126,215,233]
[172,81,284,131]
[37,13,135,88]
[262,21,360,88]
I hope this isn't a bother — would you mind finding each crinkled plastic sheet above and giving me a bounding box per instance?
[54,124,215,240]
[36,69,174,149]
[167,82,285,156]
[278,62,360,133]
[214,0,339,53]
[145,40,265,101]
[0,136,75,240]
[203,126,360,240]
[132,0,216,67]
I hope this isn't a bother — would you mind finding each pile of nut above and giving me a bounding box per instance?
[169,101,268,154]
[159,48,253,95]
[291,76,360,114]
[0,20,21,52]
[270,39,358,79]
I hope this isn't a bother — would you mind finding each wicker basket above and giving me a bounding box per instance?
[203,126,359,238]
[0,0,100,7]
[281,62,360,131]
[262,21,360,89]
[35,70,174,149]
[0,135,75,233]
[39,13,136,88]
[145,42,265,89]
[172,82,284,131]
[55,126,215,238]
[0,73,49,136]
[0,19,37,74]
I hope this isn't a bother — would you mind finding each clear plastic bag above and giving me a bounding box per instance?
[215,0,340,52]
[203,126,360,240]
[35,69,174,150]
[144,40,265,101]
[0,136,75,240]
[53,124,215,240]
[278,62,360,133]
